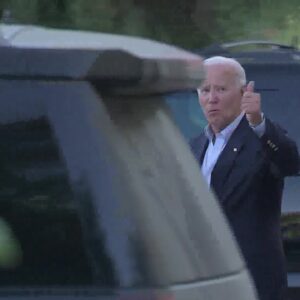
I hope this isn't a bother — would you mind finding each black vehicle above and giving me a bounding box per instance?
[167,40,300,299]
[0,25,258,299]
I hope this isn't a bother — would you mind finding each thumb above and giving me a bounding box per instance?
[246,81,255,92]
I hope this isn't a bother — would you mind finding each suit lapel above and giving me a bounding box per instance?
[211,117,258,203]
[199,135,209,165]
[190,133,209,166]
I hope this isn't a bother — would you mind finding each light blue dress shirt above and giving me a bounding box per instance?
[201,113,265,185]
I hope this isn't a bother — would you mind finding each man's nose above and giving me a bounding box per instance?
[208,90,218,103]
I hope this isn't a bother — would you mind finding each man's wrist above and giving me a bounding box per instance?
[248,112,264,127]
[250,113,266,137]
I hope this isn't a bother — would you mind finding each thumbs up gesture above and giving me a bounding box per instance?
[241,81,262,126]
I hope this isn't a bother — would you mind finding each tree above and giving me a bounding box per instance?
[1,0,300,50]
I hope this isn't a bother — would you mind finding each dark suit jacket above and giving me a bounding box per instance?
[190,116,300,300]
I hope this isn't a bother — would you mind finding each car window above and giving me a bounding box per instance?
[0,81,115,287]
[245,65,300,148]
[0,118,95,286]
[164,90,207,141]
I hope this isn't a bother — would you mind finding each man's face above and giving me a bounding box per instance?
[199,63,244,133]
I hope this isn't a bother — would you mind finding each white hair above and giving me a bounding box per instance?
[204,56,246,86]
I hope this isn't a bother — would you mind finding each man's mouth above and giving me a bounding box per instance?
[208,109,219,114]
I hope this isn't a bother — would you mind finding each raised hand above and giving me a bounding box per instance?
[241,81,262,126]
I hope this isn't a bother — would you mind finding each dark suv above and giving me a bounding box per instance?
[166,40,300,299]
[0,25,258,299]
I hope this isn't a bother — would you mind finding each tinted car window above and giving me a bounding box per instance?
[245,65,300,148]
[0,81,116,287]
[0,118,95,285]
[164,90,206,140]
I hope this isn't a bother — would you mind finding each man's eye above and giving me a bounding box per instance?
[201,88,209,93]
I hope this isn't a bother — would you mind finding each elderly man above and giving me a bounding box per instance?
[190,56,300,300]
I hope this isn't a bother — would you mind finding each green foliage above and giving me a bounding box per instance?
[213,0,300,46]
[69,0,150,37]
[0,0,39,24]
[1,0,300,53]
[272,4,300,46]
[0,218,22,269]
[139,0,213,48]
[69,0,117,32]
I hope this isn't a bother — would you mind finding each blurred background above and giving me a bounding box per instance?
[0,0,300,49]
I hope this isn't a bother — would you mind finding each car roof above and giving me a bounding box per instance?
[0,24,205,94]
[0,24,198,59]
[197,40,300,65]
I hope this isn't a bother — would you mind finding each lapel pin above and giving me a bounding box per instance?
[233,147,238,152]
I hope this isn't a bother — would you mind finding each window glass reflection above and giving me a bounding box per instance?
[0,117,94,285]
